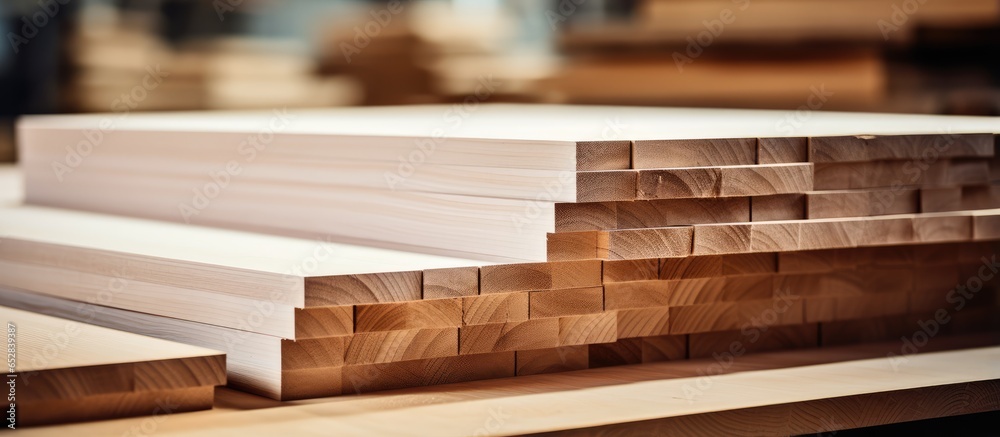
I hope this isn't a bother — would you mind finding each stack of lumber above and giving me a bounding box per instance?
[4,105,1000,403]
[3,305,224,426]
[544,0,1000,111]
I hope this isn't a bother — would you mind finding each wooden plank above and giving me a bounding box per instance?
[530,287,604,319]
[913,213,973,242]
[576,140,631,171]
[921,187,964,213]
[617,307,671,338]
[641,335,688,362]
[658,255,723,280]
[603,258,659,283]
[344,328,458,365]
[295,306,354,339]
[576,170,636,202]
[281,337,346,370]
[693,222,800,254]
[462,292,529,325]
[722,253,778,275]
[810,134,993,162]
[546,231,608,261]
[459,319,560,354]
[636,164,813,200]
[355,299,462,332]
[758,137,807,164]
[963,185,1000,210]
[341,352,514,395]
[480,260,602,294]
[559,312,618,346]
[752,194,805,221]
[305,271,422,306]
[554,202,617,232]
[807,188,918,218]
[632,138,757,169]
[588,338,643,368]
[616,197,751,229]
[423,266,478,300]
[670,298,804,335]
[607,227,693,260]
[20,386,215,427]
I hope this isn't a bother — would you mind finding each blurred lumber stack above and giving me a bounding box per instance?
[2,105,999,404]
[542,0,1000,113]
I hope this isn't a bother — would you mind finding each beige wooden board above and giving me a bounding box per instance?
[22,336,1000,436]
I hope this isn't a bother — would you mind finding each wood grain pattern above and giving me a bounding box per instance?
[462,292,529,325]
[632,138,757,169]
[670,298,804,334]
[637,164,813,200]
[807,188,918,218]
[607,227,693,259]
[554,202,617,232]
[688,324,819,359]
[752,194,805,221]
[616,307,671,338]
[576,170,636,202]
[281,337,346,370]
[423,266,478,299]
[20,386,215,427]
[603,258,659,283]
[576,140,631,171]
[547,231,608,261]
[459,319,560,354]
[616,198,751,229]
[355,299,462,332]
[559,312,618,346]
[305,272,422,306]
[757,137,807,164]
[658,255,723,280]
[295,306,353,339]
[344,328,458,365]
[340,351,514,395]
[480,260,602,294]
[809,134,994,163]
[530,287,604,319]
[921,187,963,213]
[693,222,800,254]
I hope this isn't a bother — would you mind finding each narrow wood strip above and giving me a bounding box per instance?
[305,272,422,306]
[559,312,617,346]
[459,319,560,354]
[344,328,458,365]
[554,202,617,232]
[530,287,604,319]
[295,306,354,339]
[758,137,807,164]
[607,227,693,260]
[576,140,631,171]
[355,299,462,332]
[576,171,636,202]
[423,267,479,300]
[480,260,602,294]
[752,194,806,221]
[603,259,659,283]
[462,292,529,325]
[515,345,588,376]
[632,138,757,169]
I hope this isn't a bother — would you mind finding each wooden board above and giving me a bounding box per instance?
[2,306,224,426]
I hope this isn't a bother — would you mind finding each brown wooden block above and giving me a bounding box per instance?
[356,299,462,332]
[636,167,720,199]
[588,338,642,368]
[462,292,529,325]
[607,227,693,259]
[295,306,353,339]
[669,277,729,306]
[341,352,514,395]
[913,242,967,265]
[345,328,457,365]
[281,367,342,400]
[949,159,991,186]
[616,306,671,338]
[963,185,1000,210]
[810,134,993,163]
[306,271,421,306]
[641,335,688,362]
[863,245,916,266]
[559,312,617,346]
[547,231,608,261]
[694,222,800,254]
[913,213,972,243]
[752,194,805,221]
[973,209,1000,240]
[835,292,910,320]
[605,280,673,310]
[921,187,963,213]
[862,267,914,294]
[758,137,807,164]
[133,356,226,391]
[720,164,813,197]
[459,319,560,354]
[604,258,659,283]
[530,286,604,319]
[670,297,804,334]
[807,188,918,219]
[616,197,750,229]
[577,170,636,202]
[862,216,914,246]
[423,266,478,299]
[722,253,777,275]
[577,140,631,171]
[688,324,818,359]
[515,345,589,375]
[554,202,617,232]
[724,274,775,301]
[480,260,602,293]
[632,138,756,169]
[798,219,863,250]
[659,255,723,279]
[282,336,346,370]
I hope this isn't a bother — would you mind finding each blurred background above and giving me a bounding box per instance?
[1,0,999,163]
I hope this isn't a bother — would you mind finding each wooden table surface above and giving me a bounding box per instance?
[22,333,1000,436]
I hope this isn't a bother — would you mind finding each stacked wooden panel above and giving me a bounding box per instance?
[4,105,1000,402]
[4,306,224,426]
